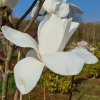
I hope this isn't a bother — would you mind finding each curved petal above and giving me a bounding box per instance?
[58,22,79,51]
[67,22,79,43]
[42,0,54,13]
[1,26,38,53]
[43,0,69,18]
[14,57,44,94]
[38,14,68,55]
[38,14,51,39]
[42,52,85,76]
[71,48,98,64]
[0,0,19,8]
[54,2,69,18]
[26,49,38,58]
[58,18,72,51]
[69,3,83,15]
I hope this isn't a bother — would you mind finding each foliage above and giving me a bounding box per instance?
[44,70,72,93]
[83,44,100,77]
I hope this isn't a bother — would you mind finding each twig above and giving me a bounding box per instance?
[13,50,21,100]
[15,0,38,29]
[2,43,13,100]
[24,0,44,33]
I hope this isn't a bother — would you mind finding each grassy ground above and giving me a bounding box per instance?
[0,75,100,100]
[23,78,100,100]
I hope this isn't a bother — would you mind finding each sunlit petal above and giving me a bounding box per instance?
[38,14,68,54]
[14,57,44,94]
[42,52,85,76]
[1,26,38,53]
[67,22,79,43]
[58,21,79,51]
[42,0,54,13]
[38,14,51,39]
[71,47,98,64]
[59,22,79,51]
[54,2,69,18]
[58,18,72,51]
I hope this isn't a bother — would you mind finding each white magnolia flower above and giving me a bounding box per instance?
[0,0,19,9]
[1,14,98,95]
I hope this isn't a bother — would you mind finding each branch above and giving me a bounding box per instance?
[24,0,44,33]
[15,0,38,29]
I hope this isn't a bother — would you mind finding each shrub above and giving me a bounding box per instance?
[44,70,72,93]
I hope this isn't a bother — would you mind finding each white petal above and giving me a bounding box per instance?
[14,57,44,94]
[42,0,54,13]
[26,49,41,60]
[58,21,79,51]
[71,48,98,64]
[58,18,72,51]
[1,26,38,53]
[54,2,69,18]
[38,14,68,55]
[67,22,79,43]
[43,0,69,18]
[0,0,19,8]
[26,49,38,58]
[42,52,85,76]
[38,14,51,39]
[69,3,83,15]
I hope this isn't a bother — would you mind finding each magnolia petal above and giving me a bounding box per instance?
[26,49,41,60]
[58,21,79,51]
[38,14,51,39]
[72,48,98,64]
[42,52,85,76]
[26,49,38,58]
[58,18,72,51]
[14,57,44,94]
[71,48,98,64]
[69,3,83,15]
[42,0,54,13]
[67,22,79,43]
[54,2,69,18]
[38,14,67,55]
[0,0,19,8]
[1,26,38,53]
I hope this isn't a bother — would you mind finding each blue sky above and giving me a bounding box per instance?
[13,0,100,22]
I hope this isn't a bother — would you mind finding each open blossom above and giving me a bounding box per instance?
[0,0,98,95]
[1,13,98,94]
[0,0,19,9]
